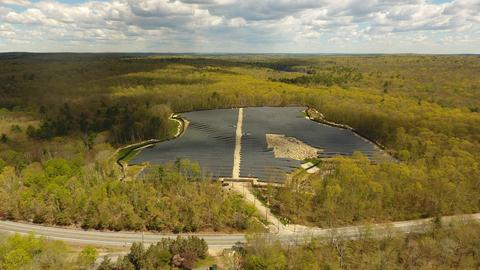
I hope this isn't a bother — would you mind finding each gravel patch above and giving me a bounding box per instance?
[266,134,324,160]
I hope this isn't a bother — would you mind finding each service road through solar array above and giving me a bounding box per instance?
[130,107,385,182]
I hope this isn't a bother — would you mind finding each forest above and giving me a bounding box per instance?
[237,217,480,269]
[1,53,480,266]
[0,231,101,269]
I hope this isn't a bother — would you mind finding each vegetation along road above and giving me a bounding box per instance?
[2,214,480,249]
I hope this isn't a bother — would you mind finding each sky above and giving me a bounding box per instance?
[0,0,479,53]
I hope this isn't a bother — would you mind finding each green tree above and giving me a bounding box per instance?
[78,245,98,269]
[26,125,37,139]
[10,125,22,133]
[97,255,114,270]
[116,255,135,270]
[0,133,10,143]
[0,158,5,174]
[245,232,287,270]
[190,162,201,180]
[3,248,32,270]
[186,235,208,259]
[175,157,182,172]
[43,158,72,178]
[170,235,187,255]
[246,255,265,270]
[0,108,9,121]
[244,203,257,217]
[130,242,146,270]
[157,250,172,266]
[40,240,71,269]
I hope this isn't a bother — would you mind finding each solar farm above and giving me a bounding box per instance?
[129,107,385,182]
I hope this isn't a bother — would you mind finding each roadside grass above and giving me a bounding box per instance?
[251,191,288,226]
[274,214,289,226]
[252,189,292,227]
[194,255,216,268]
[254,215,271,226]
[253,191,268,207]
[105,247,124,253]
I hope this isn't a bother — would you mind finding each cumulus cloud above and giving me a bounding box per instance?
[128,0,195,17]
[7,38,30,44]
[4,8,67,27]
[0,0,32,7]
[228,17,247,27]
[361,1,480,35]
[0,0,478,53]
[326,0,422,18]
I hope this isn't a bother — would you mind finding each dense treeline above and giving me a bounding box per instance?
[26,102,173,145]
[265,151,479,227]
[270,66,362,88]
[239,218,480,269]
[0,156,256,232]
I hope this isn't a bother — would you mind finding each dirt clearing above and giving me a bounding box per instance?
[266,134,323,160]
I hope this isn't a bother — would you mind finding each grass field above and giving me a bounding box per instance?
[117,141,157,164]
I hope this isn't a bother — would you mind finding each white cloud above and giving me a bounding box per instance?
[0,0,478,53]
[4,8,66,27]
[0,0,32,7]
[0,23,15,31]
[327,36,341,42]
[405,34,428,42]
[0,6,14,16]
[228,17,246,27]
[7,38,30,44]
[128,0,195,17]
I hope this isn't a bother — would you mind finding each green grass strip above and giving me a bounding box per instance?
[117,141,157,164]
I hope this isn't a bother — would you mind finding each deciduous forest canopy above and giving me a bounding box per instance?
[0,53,480,235]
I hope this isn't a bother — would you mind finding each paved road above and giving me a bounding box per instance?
[2,214,480,250]
[0,220,245,248]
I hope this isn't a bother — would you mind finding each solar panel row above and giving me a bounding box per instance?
[129,108,238,179]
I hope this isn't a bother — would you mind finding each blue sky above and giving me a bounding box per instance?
[431,0,454,3]
[0,0,478,53]
[30,0,109,2]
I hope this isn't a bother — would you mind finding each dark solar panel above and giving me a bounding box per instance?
[129,108,238,179]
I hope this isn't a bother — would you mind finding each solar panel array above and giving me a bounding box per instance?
[129,108,238,179]
[130,107,385,182]
[239,107,384,182]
